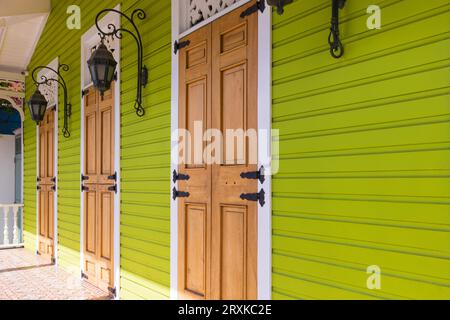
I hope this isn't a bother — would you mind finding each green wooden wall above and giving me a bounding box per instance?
[23,0,450,300]
[272,0,450,299]
[24,0,171,300]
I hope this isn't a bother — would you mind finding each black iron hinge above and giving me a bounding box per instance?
[81,185,89,192]
[240,189,266,207]
[108,185,118,194]
[174,40,191,54]
[241,0,266,18]
[108,172,117,182]
[173,170,190,183]
[241,166,265,184]
[81,174,89,181]
[81,271,88,279]
[173,187,190,200]
[51,257,56,265]
[81,89,89,98]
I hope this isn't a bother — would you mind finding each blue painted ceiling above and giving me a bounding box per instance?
[0,100,21,135]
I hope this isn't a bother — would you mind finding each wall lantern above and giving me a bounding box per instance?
[30,64,72,137]
[87,39,117,97]
[329,0,346,59]
[90,8,148,117]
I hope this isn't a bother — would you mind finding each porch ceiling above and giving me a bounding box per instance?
[0,0,50,74]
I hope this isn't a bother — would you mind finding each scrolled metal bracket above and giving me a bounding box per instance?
[328,0,346,59]
[31,64,72,138]
[95,8,147,117]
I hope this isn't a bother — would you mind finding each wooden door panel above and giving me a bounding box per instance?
[85,112,97,177]
[99,189,113,261]
[186,79,207,168]
[85,189,97,255]
[47,190,54,241]
[99,91,115,183]
[220,205,247,300]
[39,190,47,238]
[184,203,207,297]
[100,108,113,177]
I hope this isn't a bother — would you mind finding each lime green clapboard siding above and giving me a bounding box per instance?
[23,0,171,299]
[272,0,450,299]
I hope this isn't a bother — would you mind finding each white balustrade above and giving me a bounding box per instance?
[0,204,24,248]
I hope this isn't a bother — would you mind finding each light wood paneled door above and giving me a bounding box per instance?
[177,1,258,300]
[38,108,55,261]
[82,83,116,294]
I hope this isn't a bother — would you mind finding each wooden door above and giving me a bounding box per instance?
[177,1,258,300]
[38,109,55,260]
[82,83,115,293]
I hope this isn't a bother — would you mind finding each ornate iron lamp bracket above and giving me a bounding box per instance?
[328,0,346,59]
[95,8,148,117]
[31,64,72,138]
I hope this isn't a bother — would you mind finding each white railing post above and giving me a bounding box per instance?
[0,204,24,248]
[13,205,19,244]
[3,206,9,245]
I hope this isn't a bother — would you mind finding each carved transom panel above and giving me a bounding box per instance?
[189,0,242,27]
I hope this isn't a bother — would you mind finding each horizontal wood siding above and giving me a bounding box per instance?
[272,0,450,299]
[119,0,171,300]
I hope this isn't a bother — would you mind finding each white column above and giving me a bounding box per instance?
[13,206,19,244]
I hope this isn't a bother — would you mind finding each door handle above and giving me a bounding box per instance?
[173,187,190,200]
[173,170,190,183]
[240,189,266,207]
[240,166,265,184]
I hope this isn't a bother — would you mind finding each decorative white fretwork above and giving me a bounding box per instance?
[189,0,242,27]
[38,78,58,108]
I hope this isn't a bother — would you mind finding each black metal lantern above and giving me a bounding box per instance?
[28,89,48,124]
[92,8,147,117]
[31,64,72,137]
[87,40,118,97]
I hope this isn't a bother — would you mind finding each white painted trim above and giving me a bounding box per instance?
[170,0,272,300]
[170,0,180,300]
[35,56,59,262]
[257,7,272,300]
[80,5,121,299]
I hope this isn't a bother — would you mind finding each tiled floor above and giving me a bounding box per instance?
[0,248,111,300]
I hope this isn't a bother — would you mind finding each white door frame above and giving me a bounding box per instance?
[170,0,272,300]
[80,5,121,299]
[35,57,59,263]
